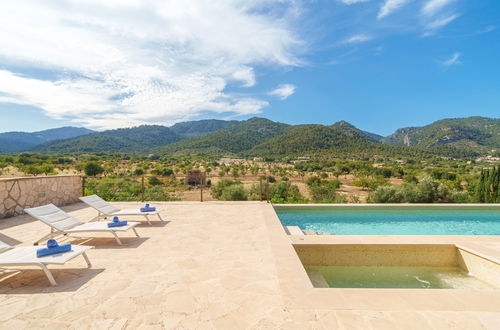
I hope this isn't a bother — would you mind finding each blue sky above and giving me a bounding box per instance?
[0,0,499,135]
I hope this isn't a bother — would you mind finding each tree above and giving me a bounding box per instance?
[84,162,104,176]
[475,166,499,203]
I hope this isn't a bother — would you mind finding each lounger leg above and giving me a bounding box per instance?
[157,213,165,222]
[144,214,152,225]
[82,252,92,268]
[111,232,123,245]
[39,264,57,286]
[132,227,140,237]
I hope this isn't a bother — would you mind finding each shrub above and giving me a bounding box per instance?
[84,162,104,176]
[144,186,177,201]
[269,181,306,203]
[148,177,162,186]
[309,180,341,203]
[211,179,240,200]
[220,185,247,201]
[134,168,145,176]
[368,178,457,203]
[367,186,403,203]
[353,176,389,191]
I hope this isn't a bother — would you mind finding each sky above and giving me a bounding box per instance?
[0,0,499,136]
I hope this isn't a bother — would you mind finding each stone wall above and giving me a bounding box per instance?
[0,175,82,218]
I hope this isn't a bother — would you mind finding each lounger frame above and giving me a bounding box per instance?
[80,195,165,225]
[25,204,140,246]
[0,244,93,286]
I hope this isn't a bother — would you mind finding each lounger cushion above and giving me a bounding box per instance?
[67,221,139,233]
[0,245,92,265]
[79,195,120,214]
[25,204,83,231]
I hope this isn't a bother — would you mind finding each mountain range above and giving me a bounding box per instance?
[0,127,94,153]
[0,116,498,158]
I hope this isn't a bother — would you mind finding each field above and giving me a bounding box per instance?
[0,153,497,204]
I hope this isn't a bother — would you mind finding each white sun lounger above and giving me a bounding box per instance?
[25,204,140,246]
[0,240,92,286]
[79,195,165,225]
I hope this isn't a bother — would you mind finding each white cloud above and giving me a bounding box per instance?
[378,0,413,19]
[421,0,455,17]
[339,0,370,4]
[0,1,302,129]
[343,34,372,44]
[268,84,296,100]
[422,13,460,36]
[441,52,462,66]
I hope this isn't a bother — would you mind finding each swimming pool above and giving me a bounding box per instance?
[274,206,500,235]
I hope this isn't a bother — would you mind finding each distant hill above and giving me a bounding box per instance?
[154,117,291,156]
[169,119,238,138]
[4,116,497,158]
[34,125,181,153]
[0,127,94,153]
[331,120,384,141]
[247,123,414,158]
[382,116,500,156]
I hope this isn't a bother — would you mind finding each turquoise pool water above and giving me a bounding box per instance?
[275,206,500,235]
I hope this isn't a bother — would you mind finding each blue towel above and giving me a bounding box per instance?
[37,239,72,257]
[140,204,156,212]
[108,216,128,227]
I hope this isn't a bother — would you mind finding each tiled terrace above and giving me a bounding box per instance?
[0,202,499,329]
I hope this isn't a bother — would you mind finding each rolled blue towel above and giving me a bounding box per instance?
[108,216,128,227]
[37,239,72,257]
[140,203,156,212]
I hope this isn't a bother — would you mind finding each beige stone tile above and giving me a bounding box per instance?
[0,201,499,329]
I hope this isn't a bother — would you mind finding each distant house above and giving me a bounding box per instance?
[219,157,234,165]
[253,157,263,162]
[184,170,207,186]
[297,157,310,161]
[219,156,244,165]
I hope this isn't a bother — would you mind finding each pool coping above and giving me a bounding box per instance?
[263,204,500,312]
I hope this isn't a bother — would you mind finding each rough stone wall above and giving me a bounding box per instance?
[0,175,82,218]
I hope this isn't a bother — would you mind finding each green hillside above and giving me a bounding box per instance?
[154,117,290,155]
[34,125,180,153]
[247,124,419,158]
[169,119,238,138]
[382,116,499,156]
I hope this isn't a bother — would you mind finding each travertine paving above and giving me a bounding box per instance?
[0,202,499,329]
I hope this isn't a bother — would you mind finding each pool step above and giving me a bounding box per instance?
[284,226,305,235]
[284,226,331,235]
[306,269,330,288]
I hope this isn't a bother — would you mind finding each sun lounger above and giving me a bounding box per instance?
[25,204,140,246]
[0,240,92,286]
[79,195,165,225]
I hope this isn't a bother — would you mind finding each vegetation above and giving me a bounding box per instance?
[2,116,498,160]
[306,177,345,203]
[382,116,500,157]
[84,177,178,202]
[0,122,498,204]
[84,162,105,176]
[475,166,499,203]
[34,125,181,153]
[155,117,291,156]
